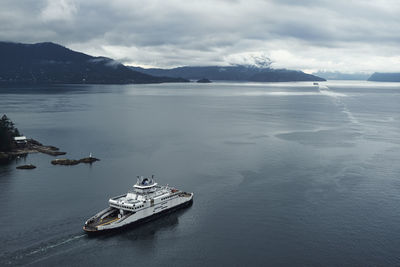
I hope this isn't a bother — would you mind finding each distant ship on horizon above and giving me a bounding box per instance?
[83,175,193,233]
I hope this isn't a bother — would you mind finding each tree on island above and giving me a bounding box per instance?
[0,115,20,151]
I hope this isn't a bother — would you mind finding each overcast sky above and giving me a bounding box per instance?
[1,0,400,73]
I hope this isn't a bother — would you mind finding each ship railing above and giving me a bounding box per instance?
[179,192,193,198]
[109,203,124,209]
[110,194,127,200]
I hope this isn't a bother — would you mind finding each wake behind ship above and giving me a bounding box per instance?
[83,176,193,233]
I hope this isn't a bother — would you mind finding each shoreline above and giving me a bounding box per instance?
[0,138,66,163]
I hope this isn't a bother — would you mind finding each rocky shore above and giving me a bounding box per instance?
[0,138,66,162]
[1,137,100,168]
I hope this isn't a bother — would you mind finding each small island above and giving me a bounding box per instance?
[196,78,212,83]
[0,114,100,168]
[16,164,36,170]
[51,156,99,166]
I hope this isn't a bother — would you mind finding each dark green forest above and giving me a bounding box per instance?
[0,115,20,151]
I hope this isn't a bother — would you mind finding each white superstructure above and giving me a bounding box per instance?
[83,175,193,232]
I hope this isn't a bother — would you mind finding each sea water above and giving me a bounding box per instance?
[1,81,400,266]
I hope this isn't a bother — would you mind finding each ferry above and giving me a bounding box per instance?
[83,175,193,233]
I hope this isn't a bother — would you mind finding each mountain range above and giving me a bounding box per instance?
[2,41,399,84]
[0,41,328,84]
[130,65,326,82]
[368,72,400,82]
[0,42,188,84]
[312,71,371,81]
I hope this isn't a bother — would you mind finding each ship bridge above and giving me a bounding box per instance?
[133,175,158,193]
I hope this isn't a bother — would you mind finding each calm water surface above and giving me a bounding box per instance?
[1,81,400,266]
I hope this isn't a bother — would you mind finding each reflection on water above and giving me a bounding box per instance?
[0,163,13,178]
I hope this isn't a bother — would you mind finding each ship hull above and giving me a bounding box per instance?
[84,197,193,235]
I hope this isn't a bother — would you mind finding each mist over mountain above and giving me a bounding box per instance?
[312,71,370,81]
[130,65,325,82]
[368,72,400,82]
[0,42,188,84]
[0,41,326,84]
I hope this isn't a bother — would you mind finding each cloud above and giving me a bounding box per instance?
[1,0,400,72]
[225,52,272,68]
[41,0,78,22]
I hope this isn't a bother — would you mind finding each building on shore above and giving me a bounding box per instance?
[13,136,27,147]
